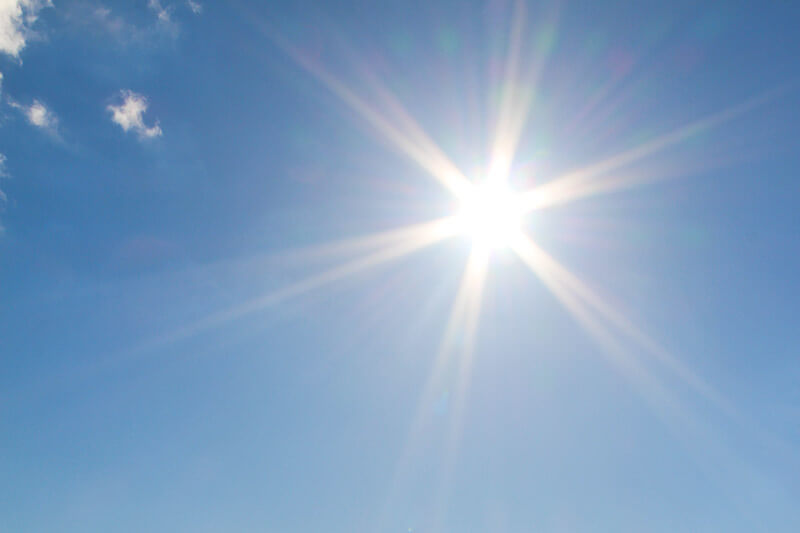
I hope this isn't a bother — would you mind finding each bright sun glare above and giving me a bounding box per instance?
[456,181,524,249]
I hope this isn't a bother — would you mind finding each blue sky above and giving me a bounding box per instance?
[1,1,800,531]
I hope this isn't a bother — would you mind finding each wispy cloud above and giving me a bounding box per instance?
[187,1,202,15]
[0,153,6,234]
[9,98,59,134]
[148,0,171,24]
[107,90,162,139]
[0,0,53,59]
[70,3,174,45]
[0,153,7,204]
[90,6,131,38]
[64,1,207,48]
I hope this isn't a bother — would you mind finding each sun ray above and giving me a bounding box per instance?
[273,217,466,263]
[382,245,489,528]
[487,0,528,183]
[510,234,731,413]
[138,216,461,351]
[434,245,489,527]
[508,236,787,511]
[247,20,472,199]
[519,86,790,212]
[30,217,464,404]
[488,0,559,183]
[508,234,717,444]
[392,245,489,456]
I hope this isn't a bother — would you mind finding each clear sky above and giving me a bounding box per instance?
[2,1,800,532]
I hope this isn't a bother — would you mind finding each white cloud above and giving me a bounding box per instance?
[107,90,162,139]
[0,0,52,59]
[187,1,202,15]
[27,99,56,127]
[10,98,58,130]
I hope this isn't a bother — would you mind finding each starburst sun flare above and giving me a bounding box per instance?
[157,6,780,519]
[187,1,768,431]
[5,0,799,530]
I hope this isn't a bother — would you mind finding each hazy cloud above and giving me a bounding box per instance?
[107,90,162,139]
[0,0,52,59]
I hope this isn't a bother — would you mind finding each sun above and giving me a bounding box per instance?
[456,181,524,250]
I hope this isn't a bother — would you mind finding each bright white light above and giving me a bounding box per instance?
[456,181,524,249]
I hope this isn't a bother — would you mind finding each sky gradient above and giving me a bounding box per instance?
[2,1,800,532]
